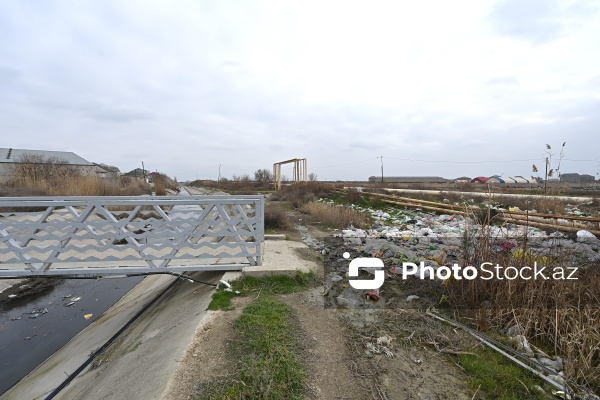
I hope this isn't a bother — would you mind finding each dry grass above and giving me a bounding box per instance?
[443,211,600,391]
[154,180,167,196]
[300,201,370,229]
[264,204,291,231]
[151,172,178,195]
[5,154,177,197]
[5,172,152,197]
[273,182,333,208]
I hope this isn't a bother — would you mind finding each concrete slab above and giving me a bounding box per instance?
[265,234,286,240]
[222,239,318,282]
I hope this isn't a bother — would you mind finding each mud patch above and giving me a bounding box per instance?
[0,278,59,310]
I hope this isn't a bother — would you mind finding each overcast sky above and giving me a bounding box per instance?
[1,0,599,181]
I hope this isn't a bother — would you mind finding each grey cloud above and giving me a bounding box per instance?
[486,76,519,86]
[31,97,152,123]
[83,106,152,123]
[0,66,21,85]
[221,60,242,68]
[488,0,598,44]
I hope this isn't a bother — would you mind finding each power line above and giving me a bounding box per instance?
[312,157,379,169]
[384,157,541,164]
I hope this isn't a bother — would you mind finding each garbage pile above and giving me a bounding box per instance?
[320,200,600,264]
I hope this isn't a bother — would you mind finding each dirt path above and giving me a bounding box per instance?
[165,296,252,400]
[165,208,475,399]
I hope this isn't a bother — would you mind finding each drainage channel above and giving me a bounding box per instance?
[0,276,144,396]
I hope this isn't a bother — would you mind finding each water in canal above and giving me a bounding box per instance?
[0,276,144,395]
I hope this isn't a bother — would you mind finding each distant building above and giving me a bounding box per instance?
[470,176,489,183]
[0,147,102,183]
[368,176,449,183]
[453,176,471,183]
[486,176,532,184]
[512,176,531,183]
[487,176,516,184]
[124,168,147,179]
[94,163,121,178]
[560,173,581,183]
[580,174,596,182]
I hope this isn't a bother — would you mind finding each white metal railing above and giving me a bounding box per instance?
[0,195,264,277]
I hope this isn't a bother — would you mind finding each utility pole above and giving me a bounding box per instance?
[544,157,548,195]
[142,162,146,182]
[218,164,221,182]
[380,156,384,188]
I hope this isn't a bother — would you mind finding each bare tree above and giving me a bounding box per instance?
[254,168,273,183]
[10,154,79,185]
[239,174,251,183]
[308,172,318,182]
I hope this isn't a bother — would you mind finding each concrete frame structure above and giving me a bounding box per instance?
[273,158,307,190]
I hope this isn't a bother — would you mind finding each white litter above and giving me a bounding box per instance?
[218,280,232,289]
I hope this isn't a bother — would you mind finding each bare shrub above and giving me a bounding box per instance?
[279,182,333,208]
[343,188,363,205]
[154,180,167,196]
[454,181,474,191]
[300,201,370,229]
[264,204,290,230]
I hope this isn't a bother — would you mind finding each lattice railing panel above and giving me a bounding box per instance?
[0,195,264,276]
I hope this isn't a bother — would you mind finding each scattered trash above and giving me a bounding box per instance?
[430,249,447,265]
[61,294,73,301]
[64,301,75,307]
[366,289,380,301]
[8,294,17,298]
[538,356,561,371]
[365,341,394,358]
[70,296,82,302]
[406,295,419,302]
[551,390,567,400]
[336,295,358,308]
[577,230,596,242]
[513,335,533,356]
[11,316,22,321]
[218,280,231,290]
[84,313,93,320]
[377,335,393,346]
[29,313,40,319]
[549,374,566,386]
